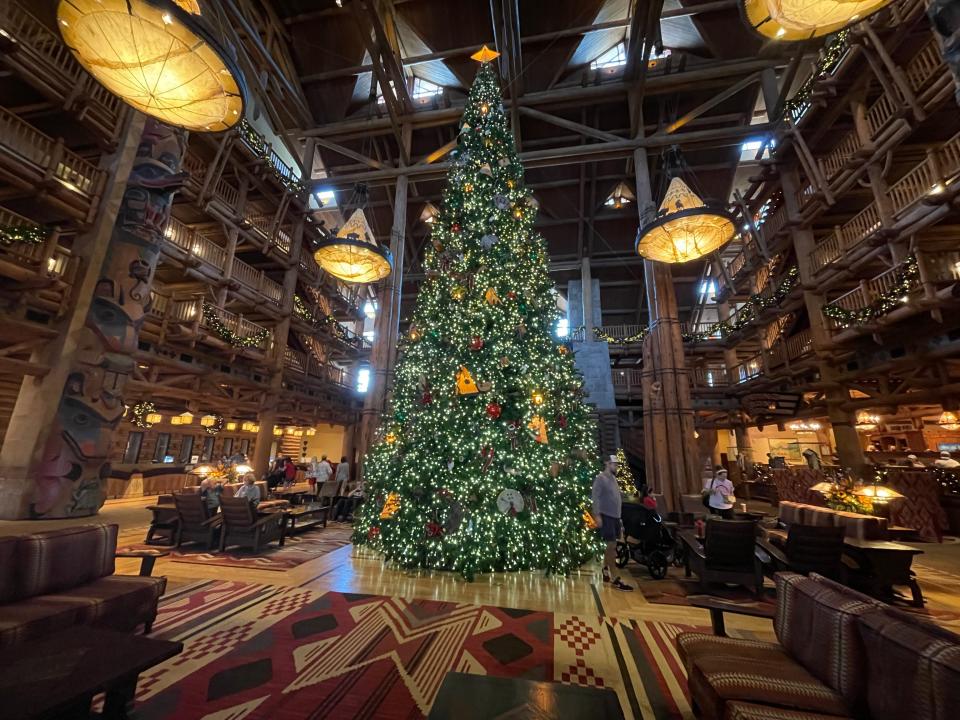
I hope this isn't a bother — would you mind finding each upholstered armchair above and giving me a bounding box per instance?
[680,519,764,597]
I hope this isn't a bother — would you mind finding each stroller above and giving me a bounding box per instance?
[615,501,679,579]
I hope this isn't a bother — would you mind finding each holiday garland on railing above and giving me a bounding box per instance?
[593,326,648,344]
[237,120,307,196]
[784,30,851,121]
[202,301,271,349]
[822,256,919,329]
[293,296,363,347]
[1,222,46,246]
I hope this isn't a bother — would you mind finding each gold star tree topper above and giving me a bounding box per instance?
[471,45,501,63]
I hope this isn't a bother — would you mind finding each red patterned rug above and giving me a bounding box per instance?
[134,580,702,719]
[167,523,353,571]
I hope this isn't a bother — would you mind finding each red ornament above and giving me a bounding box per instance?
[507,291,517,300]
[368,527,380,540]
[451,223,461,233]
[486,402,502,419]
[426,521,445,538]
[469,336,484,351]
[422,391,433,405]
[556,414,568,429]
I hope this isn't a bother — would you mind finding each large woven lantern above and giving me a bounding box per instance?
[56,0,246,132]
[635,177,736,264]
[742,0,895,41]
[313,209,393,284]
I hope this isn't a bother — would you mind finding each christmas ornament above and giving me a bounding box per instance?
[494,194,509,210]
[422,391,433,405]
[479,163,493,176]
[583,509,598,529]
[368,527,380,540]
[497,489,525,516]
[444,501,464,534]
[447,458,455,471]
[480,102,490,115]
[477,380,493,392]
[515,320,527,337]
[408,327,422,341]
[480,234,498,251]
[498,157,510,167]
[380,493,400,519]
[512,207,523,219]
[528,415,548,444]
[460,122,471,134]
[480,445,495,472]
[558,345,569,355]
[507,291,517,300]
[425,521,445,538]
[464,182,474,192]
[484,287,501,305]
[385,432,398,444]
[549,462,561,478]
[432,238,444,251]
[499,356,510,367]
[451,285,467,301]
[506,179,515,189]
[469,336,485,351]
[556,414,568,429]
[456,366,479,395]
[486,402,502,419]
[531,389,545,406]
[451,222,461,233]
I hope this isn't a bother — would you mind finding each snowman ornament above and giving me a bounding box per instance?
[496,489,525,516]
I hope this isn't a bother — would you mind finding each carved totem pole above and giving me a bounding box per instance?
[32,119,187,518]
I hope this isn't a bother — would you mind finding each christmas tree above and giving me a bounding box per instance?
[353,51,600,578]
[614,448,638,495]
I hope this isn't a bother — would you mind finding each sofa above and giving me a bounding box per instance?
[0,524,166,649]
[775,500,889,540]
[677,572,960,719]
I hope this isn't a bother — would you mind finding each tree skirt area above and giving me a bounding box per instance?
[167,523,353,571]
[132,579,703,719]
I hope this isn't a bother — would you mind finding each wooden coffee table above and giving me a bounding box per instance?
[279,505,329,545]
[0,625,182,720]
[115,547,170,576]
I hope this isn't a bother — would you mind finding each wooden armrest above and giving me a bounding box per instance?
[689,596,776,621]
[678,529,706,557]
[252,514,282,529]
[756,536,788,565]
[202,516,222,527]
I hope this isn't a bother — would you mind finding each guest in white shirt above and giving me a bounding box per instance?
[235,474,261,506]
[934,451,960,468]
[703,468,735,519]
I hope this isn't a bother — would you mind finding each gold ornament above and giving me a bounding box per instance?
[480,102,490,115]
[484,287,501,305]
[456,366,479,395]
[451,285,467,301]
[409,327,422,341]
[558,345,569,355]
[385,432,397,444]
[531,389,545,406]
[528,415,548,444]
[512,207,523,219]
[583,508,598,529]
[464,182,474,192]
[380,492,401,519]
[477,381,493,393]
[507,179,515,189]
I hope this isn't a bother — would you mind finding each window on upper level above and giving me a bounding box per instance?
[698,279,718,302]
[412,77,443,102]
[356,367,370,393]
[591,43,627,70]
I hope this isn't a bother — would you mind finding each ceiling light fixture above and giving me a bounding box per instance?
[56,0,246,132]
[741,0,894,42]
[313,208,393,284]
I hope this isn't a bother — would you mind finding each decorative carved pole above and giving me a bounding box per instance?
[31,119,187,518]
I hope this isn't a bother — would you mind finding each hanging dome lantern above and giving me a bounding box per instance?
[313,209,393,284]
[56,0,246,132]
[742,0,895,42]
[635,177,736,264]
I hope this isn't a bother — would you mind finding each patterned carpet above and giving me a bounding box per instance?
[167,524,354,571]
[134,580,702,719]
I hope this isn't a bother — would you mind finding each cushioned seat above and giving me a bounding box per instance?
[47,575,166,632]
[0,597,85,648]
[677,632,790,673]
[725,701,853,719]
[688,653,851,719]
[831,511,887,540]
[804,506,835,527]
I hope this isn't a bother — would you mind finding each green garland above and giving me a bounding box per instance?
[593,326,647,344]
[203,302,271,349]
[822,256,919,329]
[237,120,308,195]
[784,30,851,121]
[293,296,361,346]
[130,401,157,429]
[1,223,45,246]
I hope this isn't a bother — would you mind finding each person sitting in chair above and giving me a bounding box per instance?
[235,473,261,506]
[333,480,364,521]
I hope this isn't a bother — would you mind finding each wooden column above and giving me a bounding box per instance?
[782,167,867,474]
[357,172,408,479]
[0,116,186,519]
[634,145,700,510]
[718,299,754,469]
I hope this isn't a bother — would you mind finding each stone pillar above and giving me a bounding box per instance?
[581,257,594,340]
[634,147,700,511]
[782,167,867,474]
[0,117,186,519]
[357,173,408,479]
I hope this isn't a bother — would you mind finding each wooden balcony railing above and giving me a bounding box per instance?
[0,2,122,138]
[212,176,239,210]
[0,105,105,203]
[147,291,169,320]
[284,348,349,386]
[164,217,227,270]
[732,356,763,384]
[169,300,271,351]
[691,366,729,388]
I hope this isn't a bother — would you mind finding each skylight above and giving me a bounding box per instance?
[591,43,627,70]
[698,279,718,301]
[356,367,370,393]
[412,77,443,102]
[375,80,396,104]
[556,317,569,338]
[315,188,336,207]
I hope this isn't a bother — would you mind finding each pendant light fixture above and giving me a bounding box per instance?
[742,0,895,42]
[605,182,635,210]
[56,0,246,132]
[635,176,736,264]
[313,208,393,284]
[938,410,960,431]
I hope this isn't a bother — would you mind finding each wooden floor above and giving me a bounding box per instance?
[0,497,781,635]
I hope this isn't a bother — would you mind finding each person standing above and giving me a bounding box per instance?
[283,457,297,487]
[334,455,350,486]
[593,454,633,591]
[316,455,333,486]
[703,468,735,519]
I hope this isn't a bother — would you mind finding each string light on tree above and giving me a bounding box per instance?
[353,49,600,578]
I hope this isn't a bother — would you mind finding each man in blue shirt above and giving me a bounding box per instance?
[593,454,632,591]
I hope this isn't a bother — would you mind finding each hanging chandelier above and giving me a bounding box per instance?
[742,0,895,42]
[854,412,881,431]
[56,0,246,132]
[605,182,635,210]
[938,411,960,431]
[313,208,393,284]
[635,177,736,264]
